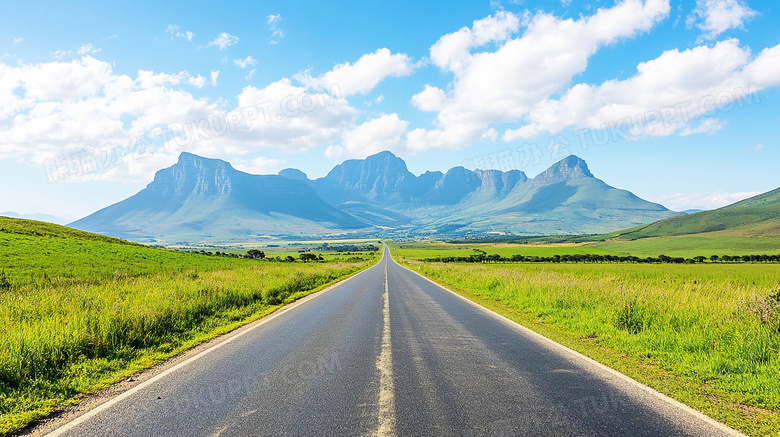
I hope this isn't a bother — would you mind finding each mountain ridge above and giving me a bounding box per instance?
[70,151,679,243]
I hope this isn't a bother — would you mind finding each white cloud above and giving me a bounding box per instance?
[165,24,194,41]
[753,142,764,150]
[652,191,762,211]
[411,85,447,112]
[134,69,209,90]
[232,156,285,175]
[205,33,238,50]
[688,0,757,40]
[13,37,23,44]
[294,48,417,97]
[407,0,671,151]
[267,14,284,44]
[481,128,498,141]
[327,113,409,158]
[233,56,257,69]
[228,78,359,152]
[245,69,256,81]
[430,10,520,73]
[52,43,101,59]
[0,56,353,182]
[210,70,219,86]
[77,43,101,55]
[0,56,220,175]
[187,75,207,88]
[679,118,727,136]
[505,39,780,140]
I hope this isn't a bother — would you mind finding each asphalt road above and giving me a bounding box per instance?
[48,247,741,436]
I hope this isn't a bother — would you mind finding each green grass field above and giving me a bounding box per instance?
[392,243,780,436]
[0,218,376,434]
[391,235,780,260]
[393,240,620,259]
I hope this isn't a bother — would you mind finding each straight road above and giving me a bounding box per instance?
[48,247,741,436]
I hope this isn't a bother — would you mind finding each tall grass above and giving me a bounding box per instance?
[0,253,371,433]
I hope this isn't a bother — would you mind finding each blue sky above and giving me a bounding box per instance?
[1,0,779,222]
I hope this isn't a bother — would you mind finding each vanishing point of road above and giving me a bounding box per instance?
[46,247,742,436]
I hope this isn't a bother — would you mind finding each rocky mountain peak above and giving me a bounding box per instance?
[150,152,236,197]
[533,155,593,184]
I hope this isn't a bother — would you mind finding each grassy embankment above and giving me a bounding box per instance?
[0,217,375,435]
[390,241,780,436]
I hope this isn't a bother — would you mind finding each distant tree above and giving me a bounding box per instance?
[710,255,720,262]
[247,249,265,260]
[300,253,318,262]
[693,256,706,263]
[285,255,296,262]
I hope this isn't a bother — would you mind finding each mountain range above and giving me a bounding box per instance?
[70,151,679,243]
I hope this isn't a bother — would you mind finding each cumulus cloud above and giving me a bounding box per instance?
[232,79,358,152]
[205,33,238,50]
[0,57,219,172]
[0,55,364,183]
[411,85,447,112]
[407,0,671,151]
[429,10,520,73]
[294,48,417,97]
[504,39,780,140]
[688,0,757,40]
[326,113,409,158]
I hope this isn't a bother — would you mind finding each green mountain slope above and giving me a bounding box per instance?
[606,187,780,240]
[0,216,248,288]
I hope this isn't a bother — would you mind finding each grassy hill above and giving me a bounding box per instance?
[0,217,250,289]
[582,187,780,257]
[604,187,780,240]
